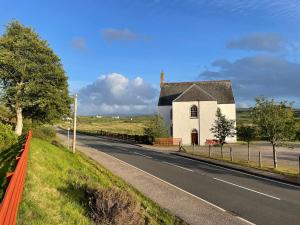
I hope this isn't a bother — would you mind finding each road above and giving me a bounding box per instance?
[59,130,300,225]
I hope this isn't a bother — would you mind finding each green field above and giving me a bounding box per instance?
[61,115,155,135]
[60,109,300,136]
[17,138,184,225]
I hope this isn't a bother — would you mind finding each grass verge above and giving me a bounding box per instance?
[17,138,185,225]
[182,149,300,177]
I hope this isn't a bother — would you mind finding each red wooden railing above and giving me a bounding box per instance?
[0,130,32,225]
[154,138,182,146]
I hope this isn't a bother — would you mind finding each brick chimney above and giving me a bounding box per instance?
[160,70,164,87]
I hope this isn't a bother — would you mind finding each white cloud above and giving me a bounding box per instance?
[77,73,158,115]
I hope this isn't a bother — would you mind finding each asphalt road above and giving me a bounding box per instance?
[59,130,300,225]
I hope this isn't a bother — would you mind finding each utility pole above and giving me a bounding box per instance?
[72,94,78,154]
[67,127,70,149]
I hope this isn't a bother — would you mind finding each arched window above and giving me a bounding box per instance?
[190,105,198,118]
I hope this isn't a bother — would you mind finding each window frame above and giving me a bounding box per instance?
[190,105,198,118]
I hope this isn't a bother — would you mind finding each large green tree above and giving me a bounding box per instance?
[252,97,295,168]
[0,21,71,135]
[210,108,236,158]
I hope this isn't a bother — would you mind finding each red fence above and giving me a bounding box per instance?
[154,138,182,146]
[0,130,32,225]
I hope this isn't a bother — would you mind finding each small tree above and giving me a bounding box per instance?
[0,20,71,135]
[210,108,235,158]
[144,114,168,141]
[252,97,295,168]
[237,124,257,162]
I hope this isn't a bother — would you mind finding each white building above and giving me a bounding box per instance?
[158,72,237,146]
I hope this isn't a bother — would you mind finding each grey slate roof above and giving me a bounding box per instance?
[158,80,235,106]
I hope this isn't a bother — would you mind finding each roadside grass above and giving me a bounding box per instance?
[17,138,185,225]
[60,116,155,135]
[183,148,300,177]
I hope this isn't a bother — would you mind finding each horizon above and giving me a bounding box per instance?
[1,0,300,115]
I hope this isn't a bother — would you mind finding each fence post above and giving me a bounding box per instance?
[230,147,233,161]
[259,152,262,168]
[209,145,211,158]
[179,141,182,151]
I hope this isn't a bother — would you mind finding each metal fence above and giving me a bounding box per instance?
[0,130,32,225]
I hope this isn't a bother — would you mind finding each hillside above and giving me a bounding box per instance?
[17,138,184,225]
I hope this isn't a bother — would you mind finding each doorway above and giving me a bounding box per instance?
[191,129,198,145]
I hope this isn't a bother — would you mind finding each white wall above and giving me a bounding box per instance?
[172,101,218,145]
[158,106,172,135]
[217,104,237,143]
[199,101,218,145]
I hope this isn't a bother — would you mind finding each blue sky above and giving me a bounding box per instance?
[1,0,300,114]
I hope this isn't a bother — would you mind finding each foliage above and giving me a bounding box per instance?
[86,187,143,225]
[237,124,257,143]
[252,96,295,168]
[144,114,168,138]
[210,108,236,147]
[32,124,56,141]
[252,97,295,146]
[0,20,71,134]
[0,121,17,151]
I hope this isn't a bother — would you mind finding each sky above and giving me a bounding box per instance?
[1,0,300,115]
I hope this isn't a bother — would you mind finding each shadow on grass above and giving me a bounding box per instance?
[0,135,25,201]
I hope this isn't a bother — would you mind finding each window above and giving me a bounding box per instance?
[190,105,198,118]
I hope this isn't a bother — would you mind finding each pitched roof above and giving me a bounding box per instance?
[173,84,217,102]
[158,80,235,106]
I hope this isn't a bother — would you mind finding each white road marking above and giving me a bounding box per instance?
[164,161,194,172]
[134,152,152,158]
[214,178,281,200]
[179,155,300,189]
[98,151,255,225]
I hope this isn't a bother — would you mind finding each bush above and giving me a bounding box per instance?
[86,187,143,225]
[32,125,56,141]
[0,122,18,151]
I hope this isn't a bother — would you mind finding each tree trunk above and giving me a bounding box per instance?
[221,144,224,159]
[247,142,250,162]
[272,144,278,169]
[15,106,23,136]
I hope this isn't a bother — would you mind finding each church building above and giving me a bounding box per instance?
[158,71,237,145]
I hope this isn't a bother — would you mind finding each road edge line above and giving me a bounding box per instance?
[96,149,256,225]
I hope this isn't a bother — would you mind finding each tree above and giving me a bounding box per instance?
[252,96,295,168]
[144,114,168,140]
[210,108,236,158]
[0,20,71,135]
[237,124,257,162]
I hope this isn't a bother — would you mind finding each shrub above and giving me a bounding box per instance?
[86,187,144,225]
[32,125,56,141]
[0,122,17,151]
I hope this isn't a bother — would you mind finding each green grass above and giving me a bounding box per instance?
[60,115,155,135]
[17,138,185,225]
[183,148,300,177]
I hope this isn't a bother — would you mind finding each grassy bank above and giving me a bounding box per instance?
[17,138,184,225]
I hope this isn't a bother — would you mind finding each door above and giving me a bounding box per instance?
[191,129,198,145]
